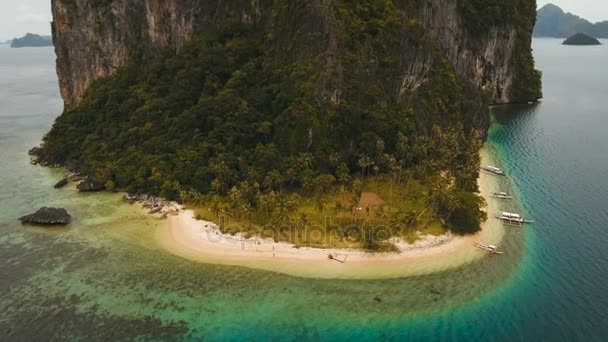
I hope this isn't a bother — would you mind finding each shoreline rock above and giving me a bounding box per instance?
[77,176,105,192]
[28,146,61,167]
[19,207,71,226]
[125,193,181,218]
[28,146,45,165]
[54,178,69,188]
[28,146,44,156]
[54,172,84,189]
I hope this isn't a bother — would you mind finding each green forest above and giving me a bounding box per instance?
[41,0,539,249]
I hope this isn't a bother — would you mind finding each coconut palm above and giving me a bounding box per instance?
[396,131,410,165]
[351,179,363,210]
[264,170,283,193]
[357,155,374,177]
[209,195,223,217]
[421,177,457,220]
[228,186,244,218]
[314,195,326,213]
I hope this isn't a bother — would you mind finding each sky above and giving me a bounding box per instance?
[0,1,607,41]
[0,0,52,41]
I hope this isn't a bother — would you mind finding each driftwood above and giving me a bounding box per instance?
[328,253,348,263]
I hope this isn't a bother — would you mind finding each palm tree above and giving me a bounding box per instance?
[264,170,283,193]
[209,195,223,217]
[262,192,274,218]
[210,178,224,195]
[241,203,252,227]
[273,197,290,226]
[412,136,429,168]
[299,213,309,229]
[228,186,244,218]
[441,190,462,220]
[376,205,388,220]
[421,177,454,220]
[314,195,326,213]
[336,162,351,184]
[297,153,314,169]
[313,174,336,194]
[403,210,418,227]
[375,138,385,168]
[334,201,344,214]
[351,179,363,210]
[358,155,374,177]
[372,165,380,177]
[257,121,273,143]
[396,132,409,165]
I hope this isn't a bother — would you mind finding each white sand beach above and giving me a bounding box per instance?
[156,149,505,279]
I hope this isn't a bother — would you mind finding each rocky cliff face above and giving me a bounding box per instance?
[419,1,516,103]
[42,0,543,198]
[52,0,270,109]
[52,0,538,112]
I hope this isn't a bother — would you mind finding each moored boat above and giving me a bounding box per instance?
[490,192,513,199]
[474,242,503,255]
[482,165,506,176]
[496,211,534,226]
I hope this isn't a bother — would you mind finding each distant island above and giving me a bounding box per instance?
[10,33,53,48]
[535,4,608,38]
[563,33,601,46]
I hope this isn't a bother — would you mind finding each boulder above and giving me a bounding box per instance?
[125,193,139,202]
[149,206,162,214]
[67,172,84,182]
[28,146,45,165]
[28,146,62,167]
[77,177,105,192]
[28,146,44,156]
[19,207,71,226]
[54,178,69,189]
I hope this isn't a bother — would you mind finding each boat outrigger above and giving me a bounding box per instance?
[482,165,506,176]
[496,211,534,226]
[474,242,503,255]
[490,192,513,200]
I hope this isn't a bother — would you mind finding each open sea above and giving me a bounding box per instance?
[0,39,607,340]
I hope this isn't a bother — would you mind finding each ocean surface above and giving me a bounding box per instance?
[0,39,607,340]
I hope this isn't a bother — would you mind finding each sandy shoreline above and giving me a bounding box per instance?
[156,149,505,279]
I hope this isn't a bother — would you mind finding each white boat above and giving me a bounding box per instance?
[490,192,513,200]
[496,211,534,226]
[482,165,506,176]
[474,242,503,255]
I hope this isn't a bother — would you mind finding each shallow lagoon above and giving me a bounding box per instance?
[1,39,607,340]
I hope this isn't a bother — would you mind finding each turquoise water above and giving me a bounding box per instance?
[1,39,607,340]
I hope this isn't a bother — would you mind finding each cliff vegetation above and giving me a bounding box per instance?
[41,0,540,248]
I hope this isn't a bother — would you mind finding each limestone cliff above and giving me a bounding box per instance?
[39,0,542,234]
[52,0,268,109]
[41,0,543,196]
[52,0,540,112]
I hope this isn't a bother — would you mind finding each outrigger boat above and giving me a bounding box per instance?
[482,165,506,176]
[490,192,513,200]
[496,211,534,226]
[474,242,503,255]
